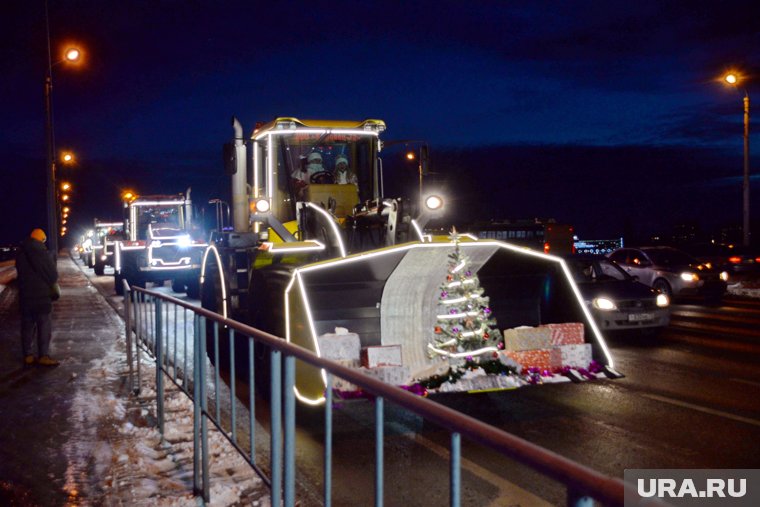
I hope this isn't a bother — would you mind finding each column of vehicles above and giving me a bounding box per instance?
[75,115,737,405]
[77,191,207,298]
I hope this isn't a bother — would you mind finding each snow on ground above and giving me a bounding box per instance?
[65,323,269,506]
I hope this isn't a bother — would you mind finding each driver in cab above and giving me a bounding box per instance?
[292,152,325,184]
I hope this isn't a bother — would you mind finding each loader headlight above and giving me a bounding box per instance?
[251,198,271,213]
[592,297,617,310]
[424,195,443,211]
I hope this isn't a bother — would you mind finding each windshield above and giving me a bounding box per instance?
[136,205,182,239]
[266,132,377,221]
[567,257,631,283]
[643,248,696,266]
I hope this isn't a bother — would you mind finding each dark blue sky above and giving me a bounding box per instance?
[1,0,758,244]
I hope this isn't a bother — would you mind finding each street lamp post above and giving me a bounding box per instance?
[724,73,751,247]
[44,0,80,254]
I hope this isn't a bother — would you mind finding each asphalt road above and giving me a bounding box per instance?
[80,259,760,506]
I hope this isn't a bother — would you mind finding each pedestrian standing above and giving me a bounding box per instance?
[16,228,60,366]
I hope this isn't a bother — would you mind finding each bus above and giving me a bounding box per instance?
[467,218,575,254]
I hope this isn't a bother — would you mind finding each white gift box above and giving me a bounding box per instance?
[361,365,411,386]
[559,343,592,368]
[317,328,361,361]
[361,345,403,368]
[502,326,552,351]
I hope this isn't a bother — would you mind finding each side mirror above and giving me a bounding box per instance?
[223,142,237,175]
[419,145,430,176]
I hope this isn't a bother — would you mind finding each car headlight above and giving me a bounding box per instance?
[719,271,729,282]
[680,272,699,282]
[592,297,617,310]
[656,293,669,307]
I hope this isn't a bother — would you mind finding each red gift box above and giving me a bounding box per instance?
[501,349,562,373]
[542,323,585,346]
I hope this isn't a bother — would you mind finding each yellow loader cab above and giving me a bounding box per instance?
[201,117,618,406]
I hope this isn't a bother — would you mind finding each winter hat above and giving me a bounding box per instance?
[30,228,47,242]
[307,152,322,163]
[335,155,348,168]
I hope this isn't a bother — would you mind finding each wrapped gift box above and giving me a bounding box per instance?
[361,345,403,368]
[361,365,411,386]
[317,328,361,361]
[330,359,361,391]
[501,349,561,373]
[559,343,592,368]
[502,326,552,351]
[542,322,585,346]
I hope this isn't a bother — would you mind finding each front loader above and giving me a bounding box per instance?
[202,117,617,405]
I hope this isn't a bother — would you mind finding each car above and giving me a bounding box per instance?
[607,246,728,302]
[685,243,760,277]
[563,254,670,333]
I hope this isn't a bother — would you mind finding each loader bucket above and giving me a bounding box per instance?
[285,238,614,405]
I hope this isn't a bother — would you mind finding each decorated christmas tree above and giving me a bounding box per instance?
[428,229,504,360]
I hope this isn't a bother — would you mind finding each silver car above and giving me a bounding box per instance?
[607,246,728,301]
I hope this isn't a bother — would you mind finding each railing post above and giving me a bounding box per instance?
[135,291,142,393]
[324,374,333,507]
[124,283,134,393]
[248,337,256,465]
[451,432,461,507]
[375,396,384,507]
[284,355,296,507]
[199,315,210,502]
[193,314,202,496]
[155,298,164,435]
[567,490,593,507]
[271,349,282,507]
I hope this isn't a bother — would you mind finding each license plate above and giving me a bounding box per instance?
[629,313,654,322]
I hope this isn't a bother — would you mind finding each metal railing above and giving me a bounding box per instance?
[123,281,640,506]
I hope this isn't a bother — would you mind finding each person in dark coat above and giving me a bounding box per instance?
[16,228,59,366]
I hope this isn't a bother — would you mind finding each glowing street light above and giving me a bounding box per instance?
[406,151,416,161]
[62,206,70,213]
[61,151,75,164]
[722,71,751,247]
[61,182,71,191]
[61,194,70,202]
[44,0,83,255]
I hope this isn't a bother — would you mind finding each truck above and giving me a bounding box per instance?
[201,117,618,406]
[114,192,206,297]
[85,219,125,275]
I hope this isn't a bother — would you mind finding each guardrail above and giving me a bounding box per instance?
[123,281,643,507]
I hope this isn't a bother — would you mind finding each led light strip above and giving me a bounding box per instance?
[261,240,325,254]
[427,343,498,359]
[200,245,228,318]
[131,200,185,206]
[303,203,347,258]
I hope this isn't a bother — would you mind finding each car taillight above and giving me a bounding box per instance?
[728,256,742,263]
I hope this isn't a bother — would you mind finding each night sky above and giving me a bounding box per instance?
[1,0,758,246]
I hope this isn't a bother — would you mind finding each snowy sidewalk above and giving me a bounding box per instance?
[0,255,267,506]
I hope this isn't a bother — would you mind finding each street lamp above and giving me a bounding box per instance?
[723,72,751,247]
[45,0,82,255]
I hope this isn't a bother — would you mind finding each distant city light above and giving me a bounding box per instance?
[65,48,81,62]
